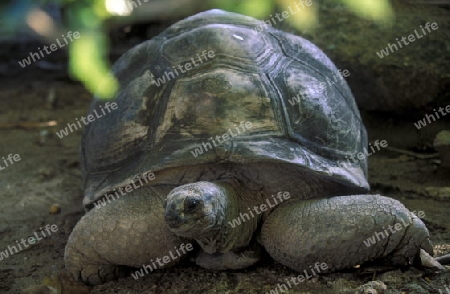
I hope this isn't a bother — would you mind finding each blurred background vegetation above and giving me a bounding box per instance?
[1,0,394,100]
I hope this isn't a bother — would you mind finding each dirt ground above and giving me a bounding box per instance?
[0,52,448,294]
[1,2,450,294]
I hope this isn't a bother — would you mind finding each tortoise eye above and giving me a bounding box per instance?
[184,197,200,212]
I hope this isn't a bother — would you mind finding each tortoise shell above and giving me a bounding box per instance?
[81,9,368,207]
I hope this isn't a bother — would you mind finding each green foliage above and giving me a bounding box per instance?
[340,0,393,25]
[210,0,275,19]
[3,0,393,100]
[211,0,393,28]
[2,0,117,99]
[65,1,118,99]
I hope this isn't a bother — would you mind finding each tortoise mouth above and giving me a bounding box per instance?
[165,212,215,234]
[165,218,182,228]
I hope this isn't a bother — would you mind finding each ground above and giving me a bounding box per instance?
[1,1,450,293]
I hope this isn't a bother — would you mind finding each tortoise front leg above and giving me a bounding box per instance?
[259,195,433,273]
[65,186,189,285]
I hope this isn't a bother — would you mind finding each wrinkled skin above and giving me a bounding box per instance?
[64,9,440,285]
[164,181,433,272]
[65,179,434,285]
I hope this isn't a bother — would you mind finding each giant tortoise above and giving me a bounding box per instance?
[65,9,438,285]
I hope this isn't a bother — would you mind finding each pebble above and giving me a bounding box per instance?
[49,204,61,215]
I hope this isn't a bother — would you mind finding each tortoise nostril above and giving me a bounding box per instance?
[164,209,181,225]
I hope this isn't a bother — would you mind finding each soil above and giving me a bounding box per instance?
[1,1,450,294]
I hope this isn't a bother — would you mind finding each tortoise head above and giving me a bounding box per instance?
[164,181,228,239]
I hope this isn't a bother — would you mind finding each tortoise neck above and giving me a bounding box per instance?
[195,180,260,254]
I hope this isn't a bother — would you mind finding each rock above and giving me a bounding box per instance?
[49,204,61,215]
[354,280,387,294]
